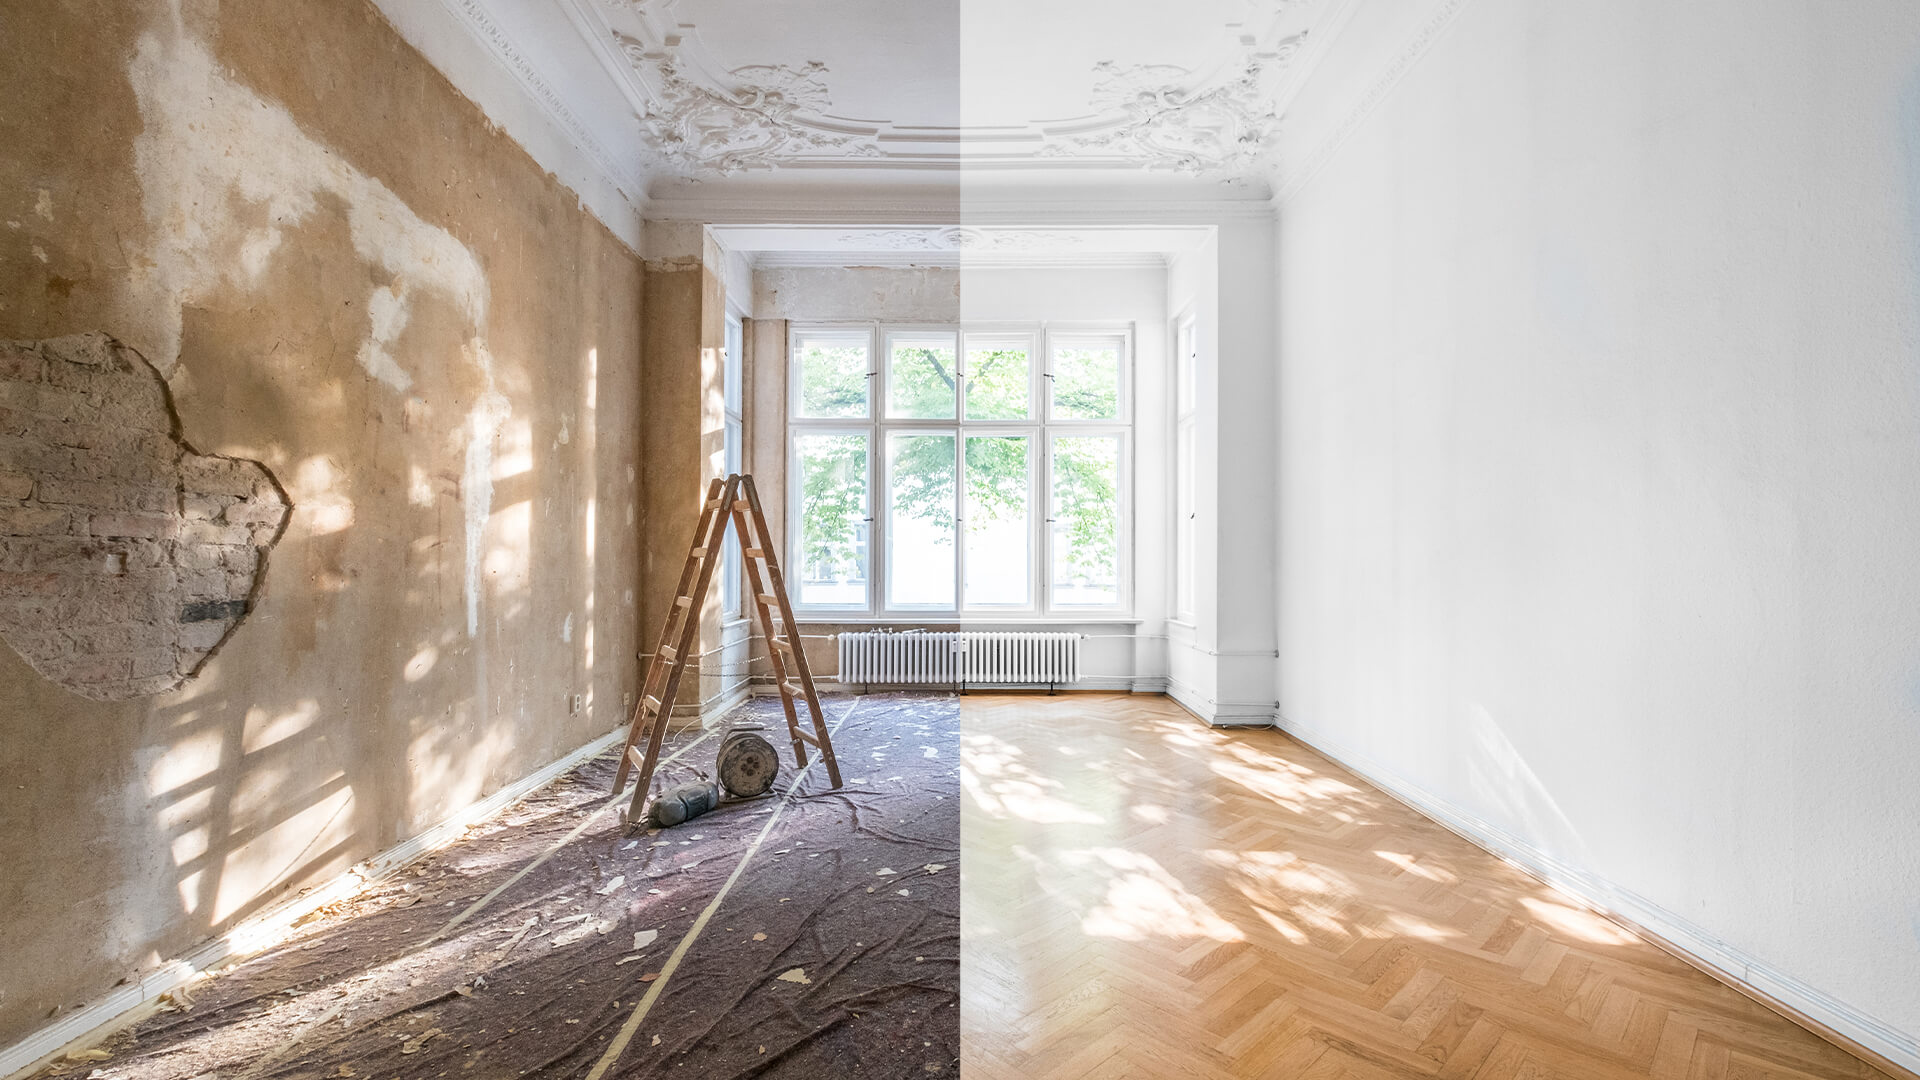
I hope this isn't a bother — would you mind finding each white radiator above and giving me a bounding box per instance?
[836,631,1081,686]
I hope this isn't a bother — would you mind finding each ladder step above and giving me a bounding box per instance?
[791,729,821,747]
[733,501,751,512]
[744,548,766,558]
[779,681,808,700]
[643,695,662,714]
[658,645,677,663]
[757,593,779,606]
[771,636,793,652]
[704,499,722,510]
[626,745,647,769]
[674,596,693,609]
[689,547,709,558]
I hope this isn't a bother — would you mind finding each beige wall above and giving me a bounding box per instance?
[0,0,644,1047]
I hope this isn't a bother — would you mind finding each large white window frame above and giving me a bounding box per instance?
[787,321,1132,618]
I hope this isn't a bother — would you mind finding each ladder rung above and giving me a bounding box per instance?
[771,636,793,652]
[779,681,807,700]
[674,596,693,608]
[756,593,778,606]
[658,645,677,663]
[626,745,647,769]
[704,499,722,510]
[642,695,661,714]
[791,729,821,747]
[733,501,751,511]
[689,547,709,558]
[744,548,766,558]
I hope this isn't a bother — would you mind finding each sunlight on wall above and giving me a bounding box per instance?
[293,455,355,538]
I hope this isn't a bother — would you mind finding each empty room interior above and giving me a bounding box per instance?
[3,0,1919,1077]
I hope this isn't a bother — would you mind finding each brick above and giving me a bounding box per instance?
[0,505,70,535]
[174,544,223,571]
[179,521,250,546]
[181,598,247,623]
[0,469,31,500]
[0,570,66,595]
[182,495,227,520]
[180,456,261,498]
[65,624,148,654]
[128,647,177,679]
[178,568,228,599]
[227,499,286,527]
[88,511,178,540]
[45,653,132,684]
[177,619,232,652]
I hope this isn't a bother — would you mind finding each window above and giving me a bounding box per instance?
[721,314,745,617]
[1173,314,1196,621]
[789,324,1130,615]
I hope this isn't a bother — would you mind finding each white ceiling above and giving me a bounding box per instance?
[389,0,1462,225]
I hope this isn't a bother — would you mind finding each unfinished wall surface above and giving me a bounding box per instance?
[0,0,643,1051]
[1276,0,1920,1057]
[0,333,289,700]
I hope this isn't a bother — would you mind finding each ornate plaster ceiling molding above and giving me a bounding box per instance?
[572,0,1324,180]
[843,228,1091,252]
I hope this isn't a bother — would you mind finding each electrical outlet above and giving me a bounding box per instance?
[568,693,583,715]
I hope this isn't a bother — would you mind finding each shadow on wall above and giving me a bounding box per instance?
[0,0,635,1046]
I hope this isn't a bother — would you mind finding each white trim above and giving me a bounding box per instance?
[0,726,631,1080]
[750,251,1170,271]
[1273,712,1920,1078]
[1165,674,1278,727]
[1272,0,1479,204]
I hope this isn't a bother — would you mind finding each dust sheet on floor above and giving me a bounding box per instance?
[38,693,958,1080]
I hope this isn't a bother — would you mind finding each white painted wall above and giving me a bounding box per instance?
[1276,0,1920,1061]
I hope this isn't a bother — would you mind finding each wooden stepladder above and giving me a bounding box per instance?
[612,473,842,823]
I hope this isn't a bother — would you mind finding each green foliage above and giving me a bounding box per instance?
[796,434,867,579]
[889,344,956,418]
[965,348,1029,419]
[1051,436,1119,583]
[798,343,868,417]
[1051,347,1120,420]
[795,341,1120,604]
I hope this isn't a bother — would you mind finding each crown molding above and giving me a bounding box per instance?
[644,193,1275,226]
[375,0,649,249]
[575,0,1323,179]
[1271,0,1478,204]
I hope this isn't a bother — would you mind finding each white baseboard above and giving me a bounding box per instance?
[1273,712,1920,1079]
[1166,675,1278,727]
[0,726,629,1080]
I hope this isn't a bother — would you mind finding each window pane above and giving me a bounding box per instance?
[964,339,1030,420]
[796,335,869,418]
[887,335,957,419]
[1051,339,1123,420]
[965,435,1030,607]
[795,434,869,606]
[887,432,955,608]
[1050,435,1120,606]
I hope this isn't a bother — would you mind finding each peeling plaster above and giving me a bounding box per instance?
[126,4,509,638]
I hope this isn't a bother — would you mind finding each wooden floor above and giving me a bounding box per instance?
[959,694,1899,1080]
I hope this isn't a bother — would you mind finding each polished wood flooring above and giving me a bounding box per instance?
[959,694,1900,1080]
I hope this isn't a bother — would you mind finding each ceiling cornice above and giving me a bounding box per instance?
[645,194,1276,225]
[432,0,647,201]
[570,0,1322,180]
[1271,0,1478,203]
[751,251,1170,271]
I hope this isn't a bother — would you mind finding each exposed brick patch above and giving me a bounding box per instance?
[0,333,290,700]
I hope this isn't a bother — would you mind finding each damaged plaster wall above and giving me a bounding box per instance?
[0,333,289,699]
[0,0,643,1050]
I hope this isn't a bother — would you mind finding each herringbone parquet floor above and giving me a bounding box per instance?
[959,694,1903,1080]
